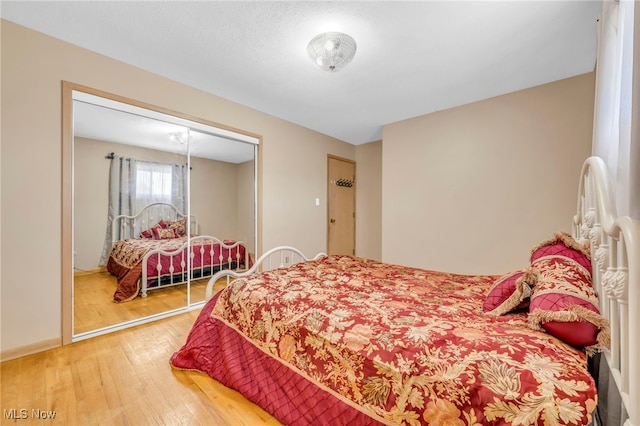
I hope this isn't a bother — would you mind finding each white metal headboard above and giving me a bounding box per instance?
[573,156,639,426]
[111,201,197,242]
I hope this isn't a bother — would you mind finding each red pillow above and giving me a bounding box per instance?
[529,255,609,350]
[139,220,167,239]
[152,227,178,240]
[530,232,591,273]
[484,268,538,315]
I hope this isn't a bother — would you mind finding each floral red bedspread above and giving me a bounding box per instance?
[107,237,247,302]
[171,255,596,425]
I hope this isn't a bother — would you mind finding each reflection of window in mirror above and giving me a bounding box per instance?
[136,163,174,201]
[64,83,259,344]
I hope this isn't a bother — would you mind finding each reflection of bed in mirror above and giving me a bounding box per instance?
[106,202,250,302]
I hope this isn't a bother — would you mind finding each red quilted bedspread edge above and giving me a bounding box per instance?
[170,296,383,425]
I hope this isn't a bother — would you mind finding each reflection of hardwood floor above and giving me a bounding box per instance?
[1,310,281,425]
[73,268,222,335]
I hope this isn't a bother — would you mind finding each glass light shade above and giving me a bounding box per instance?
[307,32,357,72]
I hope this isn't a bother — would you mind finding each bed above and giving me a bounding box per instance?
[106,202,249,302]
[170,157,639,426]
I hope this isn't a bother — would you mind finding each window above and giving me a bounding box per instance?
[136,162,173,202]
[593,0,637,217]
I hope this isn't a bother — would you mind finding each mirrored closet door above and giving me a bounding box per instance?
[63,83,258,342]
[187,137,256,305]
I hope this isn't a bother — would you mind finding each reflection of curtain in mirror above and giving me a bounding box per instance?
[592,0,637,218]
[171,163,188,225]
[98,156,188,265]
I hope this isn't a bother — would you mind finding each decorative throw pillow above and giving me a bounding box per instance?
[484,268,538,315]
[166,219,187,237]
[152,227,178,240]
[139,220,167,239]
[528,255,609,350]
[530,232,591,273]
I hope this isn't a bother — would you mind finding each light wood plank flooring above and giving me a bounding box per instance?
[74,269,210,334]
[1,310,282,426]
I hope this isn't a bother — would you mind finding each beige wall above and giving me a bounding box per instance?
[236,160,257,256]
[382,73,595,274]
[190,156,240,239]
[74,137,112,271]
[355,141,382,261]
[1,20,354,354]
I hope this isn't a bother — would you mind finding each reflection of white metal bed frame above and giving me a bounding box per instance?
[112,202,248,298]
[140,236,248,298]
[573,156,638,426]
[111,201,196,243]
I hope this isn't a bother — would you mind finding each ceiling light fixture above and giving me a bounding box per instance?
[307,32,357,72]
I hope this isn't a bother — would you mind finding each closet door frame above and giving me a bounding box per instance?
[61,81,262,344]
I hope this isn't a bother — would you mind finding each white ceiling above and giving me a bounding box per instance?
[1,1,603,145]
[73,92,257,163]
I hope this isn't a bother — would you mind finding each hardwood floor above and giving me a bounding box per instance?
[74,269,210,334]
[1,310,281,426]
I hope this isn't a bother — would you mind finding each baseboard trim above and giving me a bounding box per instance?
[73,266,107,277]
[1,338,61,362]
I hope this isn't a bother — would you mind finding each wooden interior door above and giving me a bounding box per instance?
[327,155,356,255]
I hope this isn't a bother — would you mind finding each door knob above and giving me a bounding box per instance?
[330,218,336,223]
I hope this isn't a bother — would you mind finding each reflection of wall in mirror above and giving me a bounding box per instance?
[237,160,256,255]
[74,137,248,271]
[189,155,243,241]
